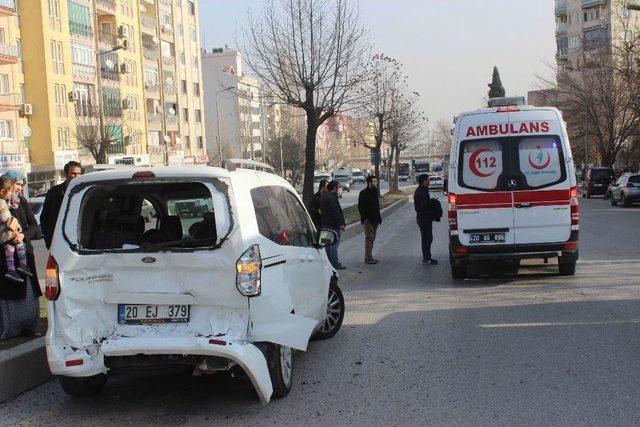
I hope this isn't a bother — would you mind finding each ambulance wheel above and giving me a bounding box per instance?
[265,344,293,399]
[451,263,467,280]
[59,374,107,397]
[558,260,576,276]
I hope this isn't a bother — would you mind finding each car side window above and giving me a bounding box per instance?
[282,190,316,247]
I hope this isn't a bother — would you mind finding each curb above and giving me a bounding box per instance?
[342,194,412,241]
[0,336,53,402]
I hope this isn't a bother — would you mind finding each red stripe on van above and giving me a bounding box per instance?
[457,189,570,210]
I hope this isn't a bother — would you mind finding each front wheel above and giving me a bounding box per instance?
[265,344,293,398]
[59,374,107,397]
[311,280,345,341]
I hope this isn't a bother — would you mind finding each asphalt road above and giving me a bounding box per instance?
[4,196,640,426]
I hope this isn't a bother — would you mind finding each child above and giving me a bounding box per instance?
[0,176,32,284]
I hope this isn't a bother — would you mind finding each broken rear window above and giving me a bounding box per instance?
[70,179,231,252]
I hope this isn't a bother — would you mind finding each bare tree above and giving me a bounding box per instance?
[244,0,370,205]
[350,54,405,179]
[387,89,426,192]
[432,119,453,157]
[64,106,138,164]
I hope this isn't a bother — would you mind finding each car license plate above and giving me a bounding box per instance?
[117,304,190,324]
[469,233,506,244]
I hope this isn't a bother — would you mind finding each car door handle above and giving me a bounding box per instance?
[515,203,532,208]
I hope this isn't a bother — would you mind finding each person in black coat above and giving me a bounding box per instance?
[320,181,345,269]
[414,174,438,265]
[309,179,328,229]
[358,175,381,264]
[40,161,82,249]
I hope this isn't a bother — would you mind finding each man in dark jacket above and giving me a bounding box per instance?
[321,180,345,269]
[414,174,438,265]
[358,175,381,264]
[309,179,328,229]
[41,161,82,249]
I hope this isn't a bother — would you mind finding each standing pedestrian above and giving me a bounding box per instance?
[358,175,381,264]
[414,174,440,265]
[40,161,82,249]
[0,170,41,339]
[309,179,328,229]
[321,180,345,269]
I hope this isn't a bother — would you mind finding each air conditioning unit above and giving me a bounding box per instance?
[122,98,131,110]
[68,91,79,102]
[19,103,33,117]
[120,62,131,74]
[118,25,129,38]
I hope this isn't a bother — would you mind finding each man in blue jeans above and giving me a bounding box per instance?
[320,180,346,269]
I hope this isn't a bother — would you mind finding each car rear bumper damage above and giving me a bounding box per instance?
[47,334,274,403]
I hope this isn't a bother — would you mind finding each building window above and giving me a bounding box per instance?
[120,0,134,18]
[183,107,188,121]
[100,50,119,81]
[126,24,136,53]
[0,74,9,94]
[195,109,201,123]
[184,135,190,148]
[48,0,61,31]
[568,35,580,49]
[144,67,158,86]
[190,25,196,42]
[188,1,195,16]
[67,1,92,37]
[191,55,198,69]
[74,83,93,116]
[198,136,203,149]
[181,80,187,94]
[71,42,94,66]
[54,83,68,116]
[56,127,70,148]
[0,120,13,139]
[176,24,183,38]
[179,52,185,67]
[193,82,200,96]
[101,87,121,117]
[50,40,65,74]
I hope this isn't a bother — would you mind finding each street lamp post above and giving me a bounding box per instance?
[564,65,589,171]
[215,86,235,167]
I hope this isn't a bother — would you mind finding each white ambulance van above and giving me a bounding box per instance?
[447,97,579,279]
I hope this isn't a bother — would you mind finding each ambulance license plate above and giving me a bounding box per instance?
[469,233,505,244]
[117,304,190,324]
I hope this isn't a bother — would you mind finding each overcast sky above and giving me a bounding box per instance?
[199,0,556,127]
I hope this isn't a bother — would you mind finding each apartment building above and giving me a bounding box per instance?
[0,0,30,184]
[554,0,640,70]
[18,0,206,196]
[201,47,265,164]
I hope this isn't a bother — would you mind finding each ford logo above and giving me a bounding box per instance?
[141,257,157,264]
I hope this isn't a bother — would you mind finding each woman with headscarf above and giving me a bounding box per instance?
[0,170,41,339]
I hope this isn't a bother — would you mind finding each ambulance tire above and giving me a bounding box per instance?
[451,263,467,280]
[558,260,576,276]
[59,374,107,397]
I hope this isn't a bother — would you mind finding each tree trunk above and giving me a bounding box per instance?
[388,145,396,192]
[302,114,319,207]
[393,146,401,192]
[374,144,381,179]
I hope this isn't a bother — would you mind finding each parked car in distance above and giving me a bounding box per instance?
[583,167,615,198]
[428,175,444,191]
[352,169,365,184]
[44,167,345,404]
[610,173,640,207]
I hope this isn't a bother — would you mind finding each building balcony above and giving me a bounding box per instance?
[0,0,16,15]
[149,144,166,165]
[0,43,20,65]
[0,140,26,155]
[556,22,567,34]
[100,66,120,82]
[143,44,159,61]
[556,48,568,60]
[96,0,116,15]
[160,0,172,7]
[160,23,174,37]
[145,81,160,95]
[147,113,162,130]
[0,93,20,111]
[69,21,93,38]
[98,30,118,49]
[162,55,175,66]
[555,0,567,15]
[166,114,179,129]
[72,63,96,81]
[582,0,607,8]
[141,16,157,34]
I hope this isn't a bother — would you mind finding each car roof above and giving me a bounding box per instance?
[72,166,231,185]
[459,105,560,117]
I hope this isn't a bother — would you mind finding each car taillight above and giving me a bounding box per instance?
[236,245,261,297]
[448,192,458,230]
[570,186,579,226]
[45,255,60,301]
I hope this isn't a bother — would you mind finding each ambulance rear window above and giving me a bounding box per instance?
[518,137,563,188]
[459,140,503,191]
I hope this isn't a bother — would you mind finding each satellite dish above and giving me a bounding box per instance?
[168,108,176,115]
[21,126,32,137]
[165,77,174,85]
[152,36,159,44]
[139,4,146,12]
[105,59,115,69]
[163,135,171,143]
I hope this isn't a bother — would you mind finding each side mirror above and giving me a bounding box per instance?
[317,229,337,248]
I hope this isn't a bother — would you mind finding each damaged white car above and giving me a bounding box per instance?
[44,167,344,403]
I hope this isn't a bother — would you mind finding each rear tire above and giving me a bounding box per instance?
[265,344,293,399]
[558,260,576,276]
[59,374,107,397]
[311,280,345,341]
